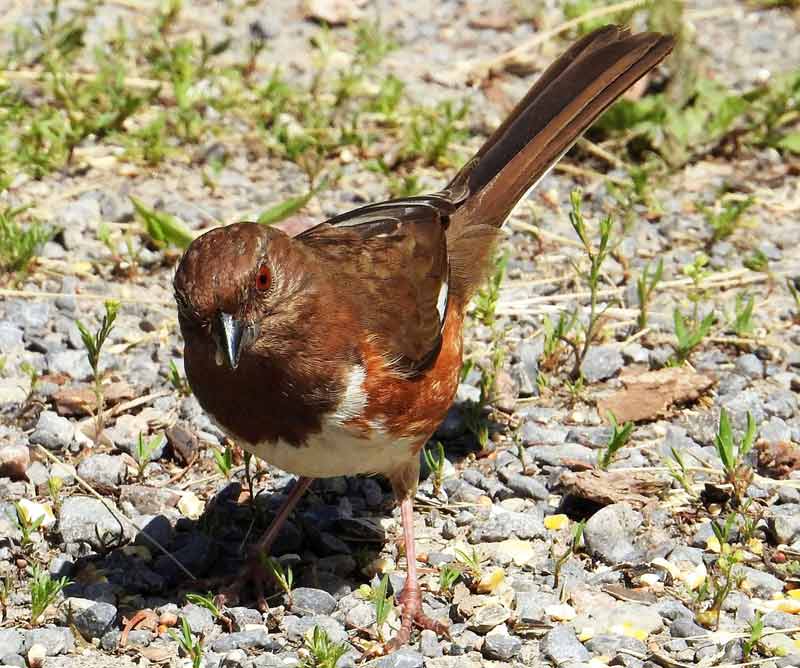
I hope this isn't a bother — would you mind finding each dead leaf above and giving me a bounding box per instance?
[469,12,514,31]
[560,469,670,509]
[52,387,95,416]
[596,367,715,423]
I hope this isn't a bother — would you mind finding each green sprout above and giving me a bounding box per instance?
[596,412,634,471]
[29,564,71,626]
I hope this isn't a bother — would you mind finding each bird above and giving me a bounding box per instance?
[173,25,674,651]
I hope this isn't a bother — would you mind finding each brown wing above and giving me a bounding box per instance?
[297,199,452,374]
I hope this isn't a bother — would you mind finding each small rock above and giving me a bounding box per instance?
[468,604,510,634]
[181,603,215,634]
[670,618,706,638]
[469,507,545,543]
[735,354,764,379]
[584,503,643,563]
[541,625,591,665]
[376,647,424,668]
[290,588,337,616]
[419,629,442,657]
[581,345,623,383]
[736,565,784,598]
[210,628,275,653]
[501,473,548,500]
[0,629,23,656]
[30,411,75,450]
[27,643,46,668]
[73,602,118,639]
[0,445,29,480]
[77,454,127,487]
[283,615,347,644]
[22,628,74,656]
[105,414,151,453]
[482,626,521,661]
[60,496,128,550]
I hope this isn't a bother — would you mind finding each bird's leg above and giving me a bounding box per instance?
[385,494,449,651]
[217,475,313,611]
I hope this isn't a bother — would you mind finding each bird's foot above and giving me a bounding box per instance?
[382,586,449,653]
[213,552,272,613]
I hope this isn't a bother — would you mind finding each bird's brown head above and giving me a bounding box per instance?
[173,222,309,371]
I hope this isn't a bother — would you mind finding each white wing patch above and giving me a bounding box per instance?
[436,278,449,327]
[331,364,367,424]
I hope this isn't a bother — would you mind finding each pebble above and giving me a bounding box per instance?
[541,625,591,665]
[60,496,128,550]
[290,587,337,616]
[468,604,510,634]
[181,603,215,634]
[501,473,549,500]
[73,602,118,640]
[283,615,347,644]
[77,454,127,487]
[376,648,425,668]
[419,629,442,657]
[735,565,784,598]
[0,629,23,656]
[29,411,76,450]
[22,628,74,656]
[583,503,643,563]
[469,507,545,543]
[735,354,764,379]
[482,626,521,661]
[580,345,623,382]
[210,628,275,653]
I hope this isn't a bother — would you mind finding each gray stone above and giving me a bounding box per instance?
[514,591,557,624]
[0,652,25,667]
[735,566,784,598]
[100,629,153,651]
[290,587,337,616]
[6,300,50,329]
[541,625,591,665]
[46,350,92,380]
[584,503,643,563]
[526,443,594,466]
[30,411,76,451]
[765,390,798,419]
[469,508,545,543]
[60,496,128,550]
[735,354,764,379]
[210,628,275,653]
[0,323,23,350]
[419,629,442,657]
[344,602,376,629]
[468,604,510,633]
[501,473,549,500]
[134,514,173,549]
[105,414,152,454]
[585,633,646,656]
[376,648,424,668]
[521,422,568,445]
[227,607,263,631]
[482,627,521,661]
[764,611,800,630]
[25,461,49,487]
[77,454,127,488]
[283,615,347,644]
[670,618,707,638]
[581,345,623,383]
[761,418,792,444]
[73,602,118,639]
[181,603,215,634]
[0,629,22,657]
[22,627,74,655]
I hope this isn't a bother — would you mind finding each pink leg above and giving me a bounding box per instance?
[217,476,313,610]
[385,496,449,651]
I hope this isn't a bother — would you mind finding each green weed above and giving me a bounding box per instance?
[0,206,55,279]
[596,412,634,471]
[29,563,71,626]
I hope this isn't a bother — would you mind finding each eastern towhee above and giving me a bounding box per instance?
[174,25,673,651]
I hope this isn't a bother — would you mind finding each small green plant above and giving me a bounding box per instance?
[672,307,715,364]
[131,197,195,250]
[473,253,508,327]
[743,610,764,659]
[423,441,446,497]
[715,408,757,506]
[76,300,119,439]
[167,360,192,396]
[403,99,469,167]
[454,547,484,582]
[695,517,745,630]
[47,476,64,516]
[462,400,489,450]
[743,249,770,273]
[596,412,634,471]
[262,555,294,600]
[0,206,55,279]
[701,196,755,244]
[541,311,578,373]
[29,564,71,626]
[134,432,162,480]
[728,293,756,337]
[636,258,664,331]
[300,625,349,668]
[438,563,462,594]
[566,189,615,380]
[213,444,234,479]
[666,447,695,497]
[553,520,585,596]
[12,502,44,551]
[185,591,224,620]
[370,574,393,642]
[169,616,203,668]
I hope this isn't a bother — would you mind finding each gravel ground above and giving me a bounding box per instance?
[1,1,800,668]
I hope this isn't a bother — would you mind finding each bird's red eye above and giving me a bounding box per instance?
[255,265,271,292]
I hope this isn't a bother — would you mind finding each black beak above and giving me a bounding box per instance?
[214,312,245,370]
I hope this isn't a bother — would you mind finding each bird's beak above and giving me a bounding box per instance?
[214,312,246,370]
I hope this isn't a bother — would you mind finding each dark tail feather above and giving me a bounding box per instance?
[446,25,674,302]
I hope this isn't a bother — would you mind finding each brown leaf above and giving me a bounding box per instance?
[596,367,715,424]
[757,440,800,479]
[468,13,514,31]
[52,387,95,416]
[560,469,670,509]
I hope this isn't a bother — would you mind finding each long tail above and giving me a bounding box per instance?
[445,25,674,302]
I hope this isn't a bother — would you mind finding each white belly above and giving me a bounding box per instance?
[240,422,415,478]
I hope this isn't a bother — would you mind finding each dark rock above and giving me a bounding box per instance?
[73,602,118,639]
[670,618,707,638]
[290,588,337,616]
[501,473,549,500]
[210,628,276,653]
[541,624,591,664]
